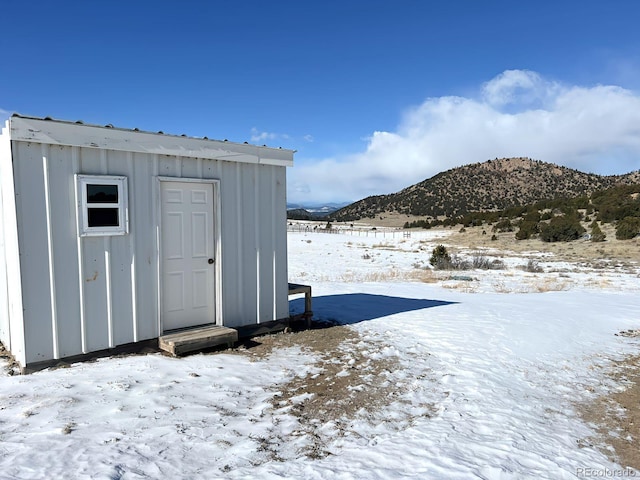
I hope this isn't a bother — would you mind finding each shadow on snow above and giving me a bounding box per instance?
[290,293,457,325]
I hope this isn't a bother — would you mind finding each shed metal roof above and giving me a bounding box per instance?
[7,114,294,167]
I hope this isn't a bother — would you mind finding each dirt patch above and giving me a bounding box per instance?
[234,324,436,459]
[579,331,640,471]
[0,342,20,375]
[233,323,356,359]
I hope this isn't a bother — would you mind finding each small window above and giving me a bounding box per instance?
[76,175,128,236]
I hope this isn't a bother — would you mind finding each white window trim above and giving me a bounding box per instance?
[75,174,129,237]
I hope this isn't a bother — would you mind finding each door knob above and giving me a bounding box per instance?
[208,258,214,264]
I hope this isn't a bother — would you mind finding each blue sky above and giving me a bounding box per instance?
[3,1,640,204]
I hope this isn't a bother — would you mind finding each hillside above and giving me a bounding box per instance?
[329,157,640,221]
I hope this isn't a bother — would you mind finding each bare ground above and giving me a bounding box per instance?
[232,324,437,459]
[232,323,640,469]
[578,330,640,471]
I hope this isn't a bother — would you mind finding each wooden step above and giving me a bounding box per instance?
[159,325,238,356]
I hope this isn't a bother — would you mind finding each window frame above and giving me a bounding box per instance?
[75,174,129,237]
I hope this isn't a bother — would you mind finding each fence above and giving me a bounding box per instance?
[287,223,412,239]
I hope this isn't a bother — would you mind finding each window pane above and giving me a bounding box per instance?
[87,184,118,203]
[88,208,119,227]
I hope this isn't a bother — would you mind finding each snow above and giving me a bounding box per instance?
[1,230,639,479]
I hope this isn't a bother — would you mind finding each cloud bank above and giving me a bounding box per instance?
[289,70,640,204]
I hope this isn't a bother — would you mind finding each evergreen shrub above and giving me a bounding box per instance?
[615,217,640,240]
[539,215,585,242]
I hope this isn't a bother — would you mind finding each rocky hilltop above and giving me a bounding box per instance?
[329,157,640,221]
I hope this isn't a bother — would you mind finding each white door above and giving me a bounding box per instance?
[161,181,216,331]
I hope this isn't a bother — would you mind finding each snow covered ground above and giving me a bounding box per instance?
[1,230,639,479]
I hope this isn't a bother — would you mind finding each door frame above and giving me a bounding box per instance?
[156,176,223,333]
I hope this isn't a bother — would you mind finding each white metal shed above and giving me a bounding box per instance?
[0,115,294,371]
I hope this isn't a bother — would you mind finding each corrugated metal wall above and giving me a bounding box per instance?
[7,139,289,365]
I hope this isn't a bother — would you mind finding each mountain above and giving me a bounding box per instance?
[287,202,349,218]
[329,157,640,221]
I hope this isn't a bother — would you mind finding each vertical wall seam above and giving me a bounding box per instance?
[104,243,113,347]
[281,168,289,320]
[197,157,203,178]
[214,180,223,326]
[213,161,222,326]
[271,167,277,320]
[41,144,59,359]
[153,154,161,334]
[72,147,87,352]
[100,150,114,348]
[254,164,260,323]
[235,163,242,323]
[127,152,138,342]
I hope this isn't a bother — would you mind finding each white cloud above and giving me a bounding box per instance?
[288,70,640,204]
[303,134,314,143]
[250,128,290,144]
[481,69,561,108]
